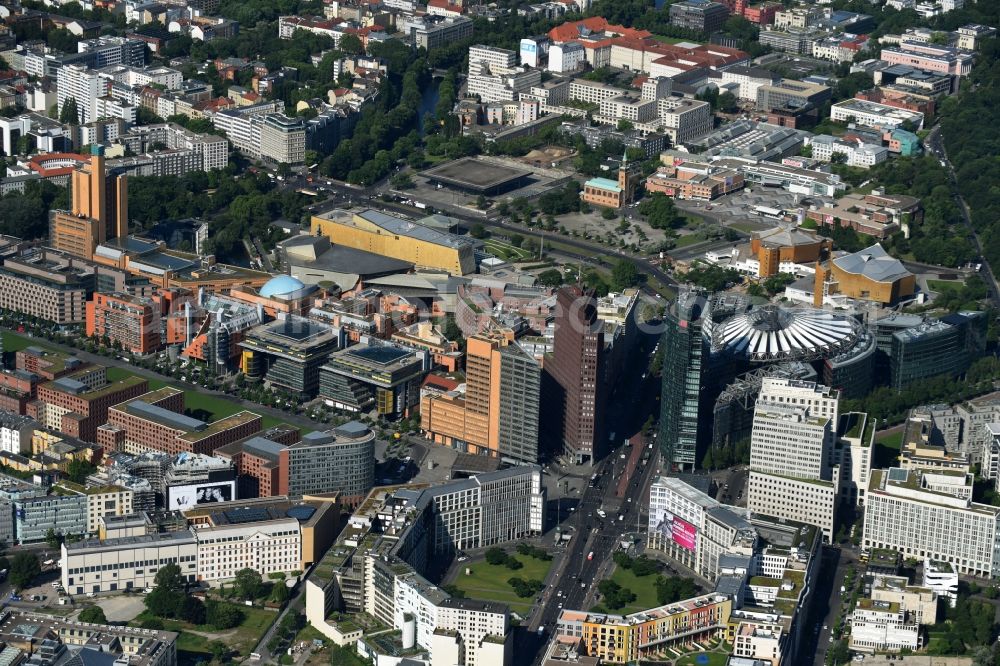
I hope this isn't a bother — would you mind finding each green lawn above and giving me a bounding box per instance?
[674,233,704,249]
[676,653,729,666]
[2,329,297,431]
[1,330,56,353]
[609,566,661,614]
[104,366,289,430]
[132,605,278,661]
[651,34,689,44]
[106,367,169,390]
[483,238,533,262]
[452,554,553,615]
[873,430,904,468]
[927,279,963,293]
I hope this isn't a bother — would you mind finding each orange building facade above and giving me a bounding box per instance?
[86,292,161,355]
[750,226,833,277]
[49,145,128,261]
[582,161,642,209]
[645,161,745,200]
[420,329,515,457]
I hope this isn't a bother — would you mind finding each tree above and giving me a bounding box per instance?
[233,568,263,600]
[537,268,564,287]
[338,34,364,56]
[597,580,636,610]
[66,459,96,484]
[45,527,61,549]
[270,581,290,604]
[178,595,207,625]
[470,224,488,239]
[718,91,738,113]
[485,548,508,565]
[78,606,108,624]
[209,641,229,663]
[654,574,698,605]
[59,97,79,124]
[145,587,183,618]
[476,194,488,210]
[638,193,683,230]
[683,261,741,292]
[616,119,634,132]
[611,260,639,290]
[205,600,244,630]
[9,553,40,591]
[154,563,185,592]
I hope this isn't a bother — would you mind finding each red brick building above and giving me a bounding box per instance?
[215,425,300,499]
[29,368,149,442]
[98,387,263,456]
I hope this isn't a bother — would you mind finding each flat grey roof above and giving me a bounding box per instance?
[126,400,206,432]
[65,528,195,553]
[420,157,532,192]
[242,436,286,462]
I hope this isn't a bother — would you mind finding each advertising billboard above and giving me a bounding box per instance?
[651,506,698,553]
[167,481,235,511]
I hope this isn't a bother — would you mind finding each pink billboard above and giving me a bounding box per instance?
[671,515,697,552]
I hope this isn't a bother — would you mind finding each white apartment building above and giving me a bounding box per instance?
[61,530,199,595]
[211,101,284,156]
[599,96,658,124]
[94,96,137,125]
[720,66,778,102]
[647,476,756,581]
[773,6,821,30]
[57,64,107,124]
[954,396,1000,463]
[467,67,541,104]
[548,42,584,73]
[0,414,33,456]
[922,559,959,603]
[568,79,627,105]
[519,37,549,68]
[732,622,783,665]
[468,44,518,73]
[747,378,840,541]
[78,36,145,69]
[830,98,925,130]
[195,516,301,581]
[259,114,306,165]
[835,412,874,506]
[98,65,183,90]
[809,134,888,168]
[850,601,921,653]
[863,467,1000,577]
[436,598,509,666]
[307,466,542,665]
[86,486,134,534]
[657,97,713,145]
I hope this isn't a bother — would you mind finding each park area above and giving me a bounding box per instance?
[0,330,288,430]
[130,603,277,663]
[608,565,662,614]
[449,549,553,616]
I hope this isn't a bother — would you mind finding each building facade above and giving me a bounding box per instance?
[747,378,839,540]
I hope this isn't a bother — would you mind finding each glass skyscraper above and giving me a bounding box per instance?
[658,289,708,471]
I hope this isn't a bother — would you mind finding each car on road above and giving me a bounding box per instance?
[587,551,594,561]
